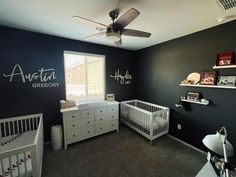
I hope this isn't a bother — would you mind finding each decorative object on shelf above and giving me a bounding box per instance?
[186,91,200,100]
[217,76,236,87]
[106,93,115,102]
[200,99,209,105]
[196,127,234,177]
[216,52,234,66]
[200,71,217,85]
[60,100,76,109]
[181,72,200,85]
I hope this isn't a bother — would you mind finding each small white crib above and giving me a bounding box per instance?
[120,100,170,142]
[0,113,43,177]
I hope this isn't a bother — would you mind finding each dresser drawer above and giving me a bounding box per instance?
[106,113,118,120]
[66,120,79,130]
[106,120,118,132]
[65,111,79,120]
[96,120,117,135]
[95,115,106,123]
[95,107,106,115]
[107,105,118,113]
[80,116,95,127]
[67,130,78,144]
[81,109,94,118]
[77,126,95,140]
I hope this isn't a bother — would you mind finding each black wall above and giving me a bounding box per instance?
[136,20,236,162]
[0,26,136,141]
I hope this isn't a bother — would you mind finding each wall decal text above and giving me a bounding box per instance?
[3,64,59,88]
[110,69,132,85]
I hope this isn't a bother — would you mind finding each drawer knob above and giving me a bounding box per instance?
[72,124,75,127]
[100,110,102,113]
[87,121,90,124]
[72,115,75,118]
[112,124,114,126]
[87,113,90,115]
[88,131,90,133]
[100,118,102,120]
[73,134,75,137]
[112,116,114,118]
[100,127,103,130]
[112,109,114,110]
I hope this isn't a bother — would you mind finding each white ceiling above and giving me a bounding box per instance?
[0,0,236,50]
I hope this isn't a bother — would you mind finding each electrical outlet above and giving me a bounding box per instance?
[177,124,182,130]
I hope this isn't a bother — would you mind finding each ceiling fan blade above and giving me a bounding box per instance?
[122,29,151,38]
[83,32,106,40]
[115,38,122,46]
[73,16,108,30]
[114,8,140,29]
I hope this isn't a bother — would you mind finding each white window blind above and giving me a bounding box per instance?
[64,51,105,102]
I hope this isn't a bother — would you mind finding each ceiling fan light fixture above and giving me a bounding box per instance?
[106,31,121,42]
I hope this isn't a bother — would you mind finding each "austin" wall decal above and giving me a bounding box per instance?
[110,69,132,85]
[3,64,59,88]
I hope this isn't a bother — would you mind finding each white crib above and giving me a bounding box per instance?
[0,113,43,177]
[120,100,170,142]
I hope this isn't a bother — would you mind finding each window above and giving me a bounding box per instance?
[64,51,105,103]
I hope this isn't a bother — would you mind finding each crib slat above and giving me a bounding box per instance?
[20,120,24,133]
[17,154,20,177]
[8,122,11,136]
[35,117,39,128]
[1,159,4,177]
[12,121,15,135]
[9,157,13,177]
[24,119,27,132]
[24,152,27,177]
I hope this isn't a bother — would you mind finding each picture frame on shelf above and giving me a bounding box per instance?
[106,93,115,102]
[186,91,200,101]
[216,52,234,66]
[200,71,217,85]
[217,76,236,87]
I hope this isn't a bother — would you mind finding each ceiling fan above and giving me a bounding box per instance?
[73,8,151,45]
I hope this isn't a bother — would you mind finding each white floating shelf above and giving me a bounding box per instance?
[181,99,209,105]
[212,65,236,69]
[180,84,236,89]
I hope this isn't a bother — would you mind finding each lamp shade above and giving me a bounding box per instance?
[202,132,234,157]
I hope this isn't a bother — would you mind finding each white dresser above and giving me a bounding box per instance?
[60,101,119,149]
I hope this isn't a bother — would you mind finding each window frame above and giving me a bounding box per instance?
[63,50,106,103]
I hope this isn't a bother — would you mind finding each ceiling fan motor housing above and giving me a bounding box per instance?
[106,26,121,42]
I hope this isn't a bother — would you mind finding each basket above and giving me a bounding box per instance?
[60,100,76,109]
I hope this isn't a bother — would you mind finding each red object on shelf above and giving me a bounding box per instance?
[216,52,234,66]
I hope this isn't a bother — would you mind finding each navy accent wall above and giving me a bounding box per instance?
[136,20,236,162]
[0,26,136,141]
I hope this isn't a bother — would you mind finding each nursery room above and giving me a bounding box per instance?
[1,0,236,177]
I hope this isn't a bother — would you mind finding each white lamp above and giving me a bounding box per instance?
[106,31,121,42]
[202,127,234,177]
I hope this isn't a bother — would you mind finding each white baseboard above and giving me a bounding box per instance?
[168,135,206,155]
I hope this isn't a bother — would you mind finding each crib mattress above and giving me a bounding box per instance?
[0,130,37,153]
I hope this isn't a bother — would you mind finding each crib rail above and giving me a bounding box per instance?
[121,100,169,142]
[124,99,169,113]
[0,113,43,177]
[0,114,41,138]
[0,145,34,177]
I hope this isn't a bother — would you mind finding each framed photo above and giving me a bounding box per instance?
[106,93,115,102]
[200,71,217,85]
[186,91,200,100]
[217,76,236,87]
[216,52,234,66]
